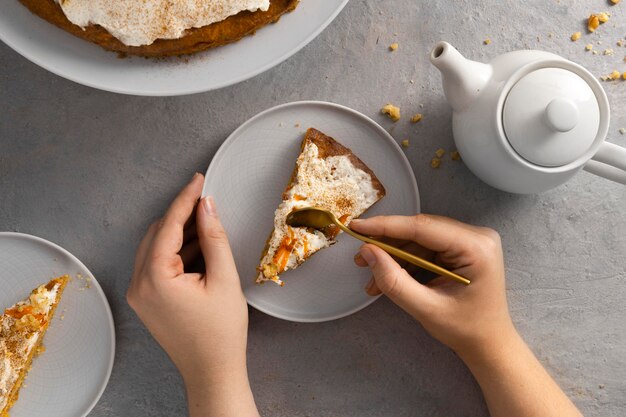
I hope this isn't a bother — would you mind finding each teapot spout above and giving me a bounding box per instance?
[430,42,492,112]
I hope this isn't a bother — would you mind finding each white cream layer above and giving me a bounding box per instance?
[257,140,380,285]
[0,283,61,411]
[55,0,270,47]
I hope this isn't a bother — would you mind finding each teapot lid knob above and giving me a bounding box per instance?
[545,98,579,133]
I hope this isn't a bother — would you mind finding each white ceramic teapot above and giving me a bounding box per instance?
[430,41,626,194]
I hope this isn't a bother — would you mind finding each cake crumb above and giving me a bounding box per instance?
[389,43,399,51]
[381,104,401,121]
[483,38,491,45]
[617,40,624,47]
[409,79,415,84]
[599,384,605,389]
[619,128,625,135]
[35,345,46,356]
[571,32,582,42]
[588,14,600,32]
[435,148,446,158]
[401,139,410,148]
[606,70,621,80]
[585,44,593,51]
[604,48,614,56]
[610,0,620,4]
[450,151,461,161]
[430,158,441,169]
[411,113,423,123]
[294,123,300,128]
[597,12,610,23]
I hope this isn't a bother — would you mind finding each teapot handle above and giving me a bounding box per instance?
[583,141,626,185]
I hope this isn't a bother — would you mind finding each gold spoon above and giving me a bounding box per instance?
[286,207,470,285]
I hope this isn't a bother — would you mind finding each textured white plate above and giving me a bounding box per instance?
[0,0,348,96]
[203,101,420,322]
[0,233,115,417]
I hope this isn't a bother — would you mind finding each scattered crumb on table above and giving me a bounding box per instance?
[381,103,401,121]
[411,113,423,123]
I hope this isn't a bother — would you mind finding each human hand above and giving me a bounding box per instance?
[127,173,257,417]
[351,214,514,360]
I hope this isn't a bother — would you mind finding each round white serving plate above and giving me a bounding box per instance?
[0,233,115,417]
[0,0,348,96]
[203,101,420,322]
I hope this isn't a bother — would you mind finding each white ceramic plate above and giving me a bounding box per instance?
[0,233,115,417]
[0,0,348,96]
[202,101,420,322]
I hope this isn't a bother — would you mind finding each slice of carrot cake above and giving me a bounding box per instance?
[0,275,68,417]
[257,128,386,286]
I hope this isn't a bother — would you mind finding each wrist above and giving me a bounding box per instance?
[182,360,249,389]
[457,325,524,373]
[184,364,259,417]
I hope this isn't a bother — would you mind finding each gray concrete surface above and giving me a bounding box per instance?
[2,0,626,416]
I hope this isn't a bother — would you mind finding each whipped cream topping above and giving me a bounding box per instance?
[257,140,381,285]
[56,0,270,46]
[0,283,61,410]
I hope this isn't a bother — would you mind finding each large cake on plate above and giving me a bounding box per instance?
[18,0,299,57]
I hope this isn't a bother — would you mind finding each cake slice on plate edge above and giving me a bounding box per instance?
[0,275,69,417]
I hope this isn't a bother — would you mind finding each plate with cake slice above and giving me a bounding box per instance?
[0,233,115,417]
[203,101,420,322]
[0,0,348,96]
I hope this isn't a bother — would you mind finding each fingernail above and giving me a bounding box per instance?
[192,172,201,179]
[350,219,364,231]
[365,278,375,292]
[203,196,217,217]
[359,247,376,267]
[354,252,363,262]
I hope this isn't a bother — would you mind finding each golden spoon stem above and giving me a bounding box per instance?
[335,221,471,286]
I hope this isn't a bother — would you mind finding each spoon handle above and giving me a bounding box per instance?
[338,223,471,285]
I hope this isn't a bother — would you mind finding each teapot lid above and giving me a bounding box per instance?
[503,67,600,167]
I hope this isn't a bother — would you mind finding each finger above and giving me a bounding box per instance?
[179,239,202,267]
[133,222,159,274]
[364,277,382,296]
[359,244,435,321]
[152,173,204,257]
[354,241,434,269]
[351,214,483,259]
[354,252,368,267]
[183,202,199,231]
[196,196,238,282]
[183,220,198,244]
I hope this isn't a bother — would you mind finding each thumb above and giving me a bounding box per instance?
[196,196,237,280]
[359,244,433,320]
